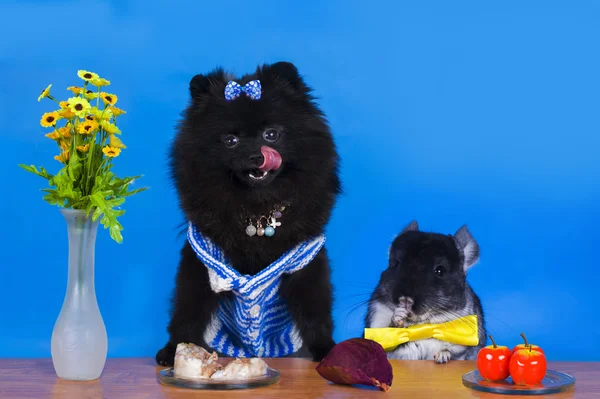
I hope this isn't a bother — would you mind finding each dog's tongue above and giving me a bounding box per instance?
[259,146,282,172]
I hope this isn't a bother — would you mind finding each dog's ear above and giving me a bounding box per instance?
[263,61,308,92]
[189,74,210,98]
[189,68,228,99]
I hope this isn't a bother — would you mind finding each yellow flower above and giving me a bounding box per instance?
[76,144,90,153]
[85,115,96,121]
[59,101,69,109]
[78,120,99,135]
[40,111,60,127]
[100,120,121,135]
[58,126,71,139]
[58,107,76,119]
[38,84,52,102]
[110,106,126,117]
[90,106,113,121]
[45,130,61,140]
[67,86,83,95]
[77,70,99,82]
[67,97,91,118]
[84,90,99,100]
[102,146,121,158]
[59,140,70,152]
[109,134,126,148]
[54,151,69,163]
[100,92,118,106]
[90,77,110,87]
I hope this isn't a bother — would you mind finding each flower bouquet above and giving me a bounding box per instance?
[20,69,145,243]
[19,70,146,380]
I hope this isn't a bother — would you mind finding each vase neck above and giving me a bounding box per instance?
[60,209,100,298]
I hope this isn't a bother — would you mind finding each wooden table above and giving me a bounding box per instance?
[0,358,597,398]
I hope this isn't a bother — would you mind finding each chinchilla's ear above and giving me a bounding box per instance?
[454,224,480,271]
[401,220,419,234]
[387,221,418,267]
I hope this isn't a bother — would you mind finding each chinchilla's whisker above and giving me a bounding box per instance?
[338,298,370,315]
[421,303,472,325]
[481,314,511,326]
[337,292,372,301]
[344,284,378,292]
[336,290,375,304]
[339,300,370,331]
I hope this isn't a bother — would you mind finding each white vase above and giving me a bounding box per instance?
[51,208,108,381]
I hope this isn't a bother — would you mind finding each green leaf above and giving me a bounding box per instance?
[41,189,61,206]
[18,164,54,180]
[90,192,107,210]
[69,147,80,164]
[70,195,90,210]
[92,205,104,222]
[121,187,147,197]
[54,173,78,201]
[107,175,147,198]
[93,171,115,193]
[109,223,123,244]
[67,161,83,181]
[21,154,146,244]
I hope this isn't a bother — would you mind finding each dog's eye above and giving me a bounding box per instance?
[434,265,445,277]
[223,135,239,148]
[263,129,279,142]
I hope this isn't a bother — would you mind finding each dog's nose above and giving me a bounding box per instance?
[249,153,264,167]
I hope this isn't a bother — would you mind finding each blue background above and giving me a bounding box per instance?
[1,0,598,361]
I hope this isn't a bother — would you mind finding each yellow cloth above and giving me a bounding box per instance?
[363,315,479,352]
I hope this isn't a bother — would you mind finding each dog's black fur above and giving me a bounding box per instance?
[156,62,341,366]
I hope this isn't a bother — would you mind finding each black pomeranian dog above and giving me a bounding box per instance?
[156,62,341,366]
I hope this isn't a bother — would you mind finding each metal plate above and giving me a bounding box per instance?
[158,367,280,390]
[462,369,576,395]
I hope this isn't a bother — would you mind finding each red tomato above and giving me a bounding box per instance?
[511,332,544,356]
[476,335,512,381]
[509,348,547,385]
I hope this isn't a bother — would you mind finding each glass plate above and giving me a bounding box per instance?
[158,367,280,390]
[462,369,575,395]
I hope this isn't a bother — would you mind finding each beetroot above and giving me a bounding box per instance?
[315,338,393,392]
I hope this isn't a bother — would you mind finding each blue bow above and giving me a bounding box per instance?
[224,80,262,101]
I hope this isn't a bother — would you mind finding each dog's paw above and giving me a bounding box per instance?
[310,340,336,362]
[434,350,452,364]
[156,343,176,367]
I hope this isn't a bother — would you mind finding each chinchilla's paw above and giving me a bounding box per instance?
[434,350,452,364]
[392,297,414,327]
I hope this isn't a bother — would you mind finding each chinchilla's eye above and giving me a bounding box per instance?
[434,265,445,277]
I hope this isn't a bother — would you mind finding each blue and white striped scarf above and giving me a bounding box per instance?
[187,222,326,358]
